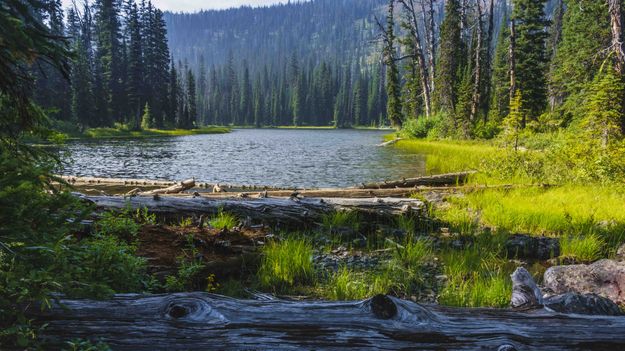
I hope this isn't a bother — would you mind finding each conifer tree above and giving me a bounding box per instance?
[511,0,549,125]
[434,0,463,114]
[381,0,403,127]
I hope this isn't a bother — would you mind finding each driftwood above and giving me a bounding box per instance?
[135,178,196,196]
[377,137,403,147]
[360,171,475,189]
[27,293,625,350]
[79,194,424,227]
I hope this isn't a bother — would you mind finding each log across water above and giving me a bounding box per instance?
[80,194,424,227]
[28,293,625,350]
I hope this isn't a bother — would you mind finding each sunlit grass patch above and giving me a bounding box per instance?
[258,238,315,292]
[209,210,238,230]
[561,234,605,263]
[82,126,230,139]
[438,270,511,308]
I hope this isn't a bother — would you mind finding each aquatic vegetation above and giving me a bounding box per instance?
[82,126,230,139]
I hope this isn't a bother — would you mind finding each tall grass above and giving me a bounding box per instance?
[438,238,513,308]
[561,234,605,262]
[209,211,238,230]
[325,268,392,301]
[321,210,360,230]
[258,238,315,292]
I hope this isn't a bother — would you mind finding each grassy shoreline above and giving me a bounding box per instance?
[78,126,231,139]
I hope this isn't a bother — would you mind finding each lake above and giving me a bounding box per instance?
[61,129,426,188]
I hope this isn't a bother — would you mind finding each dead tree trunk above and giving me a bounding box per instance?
[509,12,517,103]
[420,0,436,93]
[79,194,424,227]
[26,293,625,350]
[469,0,484,124]
[609,0,625,75]
[400,0,432,118]
[359,171,474,189]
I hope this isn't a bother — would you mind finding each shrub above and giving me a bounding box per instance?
[401,114,443,139]
[95,209,141,240]
[258,238,314,292]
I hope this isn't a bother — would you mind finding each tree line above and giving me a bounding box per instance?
[34,0,198,130]
[381,0,625,146]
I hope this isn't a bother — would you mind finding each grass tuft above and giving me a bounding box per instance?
[209,211,238,230]
[258,238,315,292]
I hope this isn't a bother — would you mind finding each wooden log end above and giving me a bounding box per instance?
[370,294,397,320]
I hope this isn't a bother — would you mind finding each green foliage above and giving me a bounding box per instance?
[561,234,605,262]
[258,238,314,292]
[383,0,403,128]
[209,210,238,230]
[61,235,147,299]
[581,66,624,148]
[96,209,141,240]
[140,103,152,130]
[400,115,443,139]
[164,235,205,292]
[63,339,112,351]
[325,267,392,301]
[321,210,360,231]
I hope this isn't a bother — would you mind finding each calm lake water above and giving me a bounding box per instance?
[61,129,425,188]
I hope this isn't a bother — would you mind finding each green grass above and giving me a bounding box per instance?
[561,234,605,262]
[325,267,372,300]
[321,210,360,231]
[209,211,238,230]
[258,238,315,292]
[440,186,625,253]
[81,126,230,139]
[438,244,513,308]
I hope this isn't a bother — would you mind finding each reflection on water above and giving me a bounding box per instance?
[61,129,425,188]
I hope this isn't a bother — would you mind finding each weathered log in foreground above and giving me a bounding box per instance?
[29,293,625,350]
[360,171,475,189]
[80,194,424,226]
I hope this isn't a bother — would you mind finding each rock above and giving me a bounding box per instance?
[616,244,625,261]
[546,255,580,267]
[544,293,623,316]
[505,234,559,260]
[510,267,543,309]
[543,259,625,306]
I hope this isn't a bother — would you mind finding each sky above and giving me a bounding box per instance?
[61,0,288,13]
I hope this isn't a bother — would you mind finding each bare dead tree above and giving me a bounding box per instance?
[419,0,437,93]
[469,0,484,123]
[609,0,625,75]
[398,0,432,118]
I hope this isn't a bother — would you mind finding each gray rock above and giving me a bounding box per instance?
[544,293,623,316]
[616,244,625,262]
[505,234,559,260]
[510,267,543,309]
[543,259,625,305]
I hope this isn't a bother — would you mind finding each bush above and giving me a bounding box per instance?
[401,114,443,139]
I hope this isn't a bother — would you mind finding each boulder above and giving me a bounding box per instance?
[544,293,623,316]
[505,234,559,260]
[543,259,625,306]
[510,266,624,316]
[616,243,625,261]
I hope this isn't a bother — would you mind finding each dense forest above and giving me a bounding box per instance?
[34,0,198,130]
[382,0,625,147]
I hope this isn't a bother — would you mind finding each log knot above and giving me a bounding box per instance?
[168,304,189,319]
[370,294,397,320]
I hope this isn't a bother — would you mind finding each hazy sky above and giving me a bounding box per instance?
[61,0,287,13]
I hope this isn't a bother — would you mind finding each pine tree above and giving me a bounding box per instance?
[126,1,143,129]
[141,102,152,130]
[434,0,463,114]
[503,90,524,150]
[582,66,624,148]
[511,0,549,125]
[490,9,511,121]
[185,68,197,129]
[382,0,403,127]
[548,0,611,124]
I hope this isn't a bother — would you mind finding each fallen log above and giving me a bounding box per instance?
[79,194,424,227]
[377,137,403,147]
[27,293,625,350]
[137,178,196,196]
[360,171,476,189]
